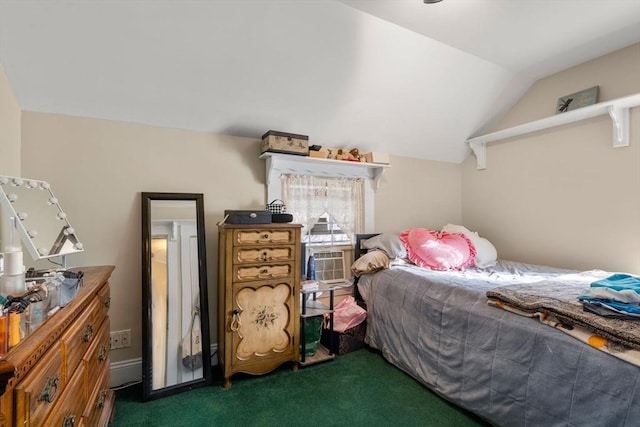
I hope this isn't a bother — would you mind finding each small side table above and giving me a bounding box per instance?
[299,280,350,366]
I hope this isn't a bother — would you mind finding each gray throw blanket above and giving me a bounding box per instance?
[486,280,640,350]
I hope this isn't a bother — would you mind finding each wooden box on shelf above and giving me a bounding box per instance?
[261,131,309,156]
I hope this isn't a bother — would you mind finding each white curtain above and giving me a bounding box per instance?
[281,174,364,241]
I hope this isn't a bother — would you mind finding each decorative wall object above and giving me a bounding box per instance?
[556,86,599,113]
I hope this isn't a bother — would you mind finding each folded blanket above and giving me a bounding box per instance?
[486,280,640,351]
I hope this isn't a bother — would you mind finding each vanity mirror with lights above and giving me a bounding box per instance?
[0,175,84,265]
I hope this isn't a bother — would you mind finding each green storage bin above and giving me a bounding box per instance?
[301,315,323,356]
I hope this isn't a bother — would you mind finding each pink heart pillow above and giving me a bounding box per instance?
[400,228,476,271]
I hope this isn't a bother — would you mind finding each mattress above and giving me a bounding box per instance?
[357,260,640,427]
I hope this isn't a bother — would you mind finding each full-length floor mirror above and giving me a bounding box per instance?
[141,192,212,401]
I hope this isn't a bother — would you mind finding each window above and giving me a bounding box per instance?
[262,153,386,238]
[281,174,364,244]
[305,213,350,246]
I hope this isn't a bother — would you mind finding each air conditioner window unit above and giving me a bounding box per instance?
[313,250,347,283]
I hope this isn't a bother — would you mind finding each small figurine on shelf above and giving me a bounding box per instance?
[335,148,361,162]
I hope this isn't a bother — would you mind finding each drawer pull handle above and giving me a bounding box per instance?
[230,309,242,332]
[38,375,59,404]
[262,233,269,239]
[103,296,111,309]
[82,322,94,342]
[62,412,76,427]
[261,268,268,274]
[262,251,268,261]
[98,344,108,361]
[97,389,108,408]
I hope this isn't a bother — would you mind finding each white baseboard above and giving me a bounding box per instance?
[110,357,142,388]
[110,344,219,388]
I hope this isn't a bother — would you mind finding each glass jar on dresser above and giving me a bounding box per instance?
[217,223,302,388]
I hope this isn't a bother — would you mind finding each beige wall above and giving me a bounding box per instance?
[19,112,455,364]
[462,43,640,274]
[376,155,461,232]
[20,112,266,362]
[0,65,20,176]
[0,65,21,248]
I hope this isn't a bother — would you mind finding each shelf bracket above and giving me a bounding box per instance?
[469,141,487,170]
[265,154,274,185]
[372,167,386,189]
[608,105,630,148]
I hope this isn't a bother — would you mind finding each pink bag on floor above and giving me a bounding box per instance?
[326,296,366,333]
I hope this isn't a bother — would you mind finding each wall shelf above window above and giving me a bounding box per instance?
[260,152,390,188]
[466,93,640,170]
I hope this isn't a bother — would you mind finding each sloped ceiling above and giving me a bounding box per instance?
[1,0,639,163]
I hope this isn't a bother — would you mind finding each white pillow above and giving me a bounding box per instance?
[473,236,498,268]
[441,224,497,268]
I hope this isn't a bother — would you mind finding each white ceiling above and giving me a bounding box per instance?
[1,0,639,163]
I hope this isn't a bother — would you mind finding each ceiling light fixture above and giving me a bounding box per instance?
[423,0,443,3]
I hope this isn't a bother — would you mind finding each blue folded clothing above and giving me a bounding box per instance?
[578,274,640,314]
[590,273,640,292]
[583,301,640,320]
[580,298,640,315]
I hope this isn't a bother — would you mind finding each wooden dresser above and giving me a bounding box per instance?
[0,265,115,426]
[218,223,301,388]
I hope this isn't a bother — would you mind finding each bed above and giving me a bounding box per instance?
[353,233,640,427]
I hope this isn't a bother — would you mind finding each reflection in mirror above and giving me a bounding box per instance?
[142,193,211,401]
[0,175,83,262]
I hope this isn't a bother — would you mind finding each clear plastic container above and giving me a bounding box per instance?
[45,273,62,316]
[0,273,26,296]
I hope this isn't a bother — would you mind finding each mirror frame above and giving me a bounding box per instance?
[0,175,84,261]
[141,192,212,401]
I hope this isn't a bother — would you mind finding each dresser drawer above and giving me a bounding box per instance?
[43,363,87,427]
[234,229,295,246]
[60,297,103,381]
[14,346,65,426]
[83,319,110,396]
[83,362,112,427]
[233,245,295,264]
[97,282,111,318]
[233,262,294,282]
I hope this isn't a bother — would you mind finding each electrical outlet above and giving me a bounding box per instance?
[110,329,132,349]
[121,329,131,348]
[111,331,122,349]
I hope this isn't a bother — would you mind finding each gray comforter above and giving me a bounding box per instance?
[357,260,640,427]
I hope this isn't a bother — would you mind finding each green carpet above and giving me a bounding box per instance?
[111,348,489,426]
